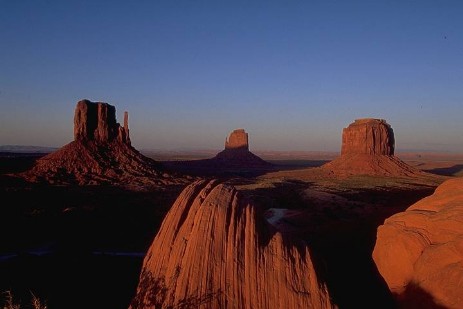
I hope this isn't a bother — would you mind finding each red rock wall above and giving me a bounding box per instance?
[131,180,335,309]
[341,118,394,155]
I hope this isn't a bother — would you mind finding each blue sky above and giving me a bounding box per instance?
[1,1,462,151]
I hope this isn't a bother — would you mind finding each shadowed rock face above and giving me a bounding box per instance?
[130,180,335,309]
[322,118,421,176]
[74,99,130,144]
[21,100,185,188]
[373,177,463,308]
[225,128,248,150]
[341,118,394,155]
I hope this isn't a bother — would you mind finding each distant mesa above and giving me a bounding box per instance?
[373,177,463,308]
[322,118,421,176]
[21,99,184,187]
[163,128,272,174]
[130,179,335,308]
[213,128,271,167]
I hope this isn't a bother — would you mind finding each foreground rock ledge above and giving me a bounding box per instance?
[373,177,463,308]
[130,180,335,309]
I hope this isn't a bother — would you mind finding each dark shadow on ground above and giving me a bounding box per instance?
[0,152,46,174]
[0,180,187,309]
[240,182,437,308]
[425,164,463,176]
[162,159,329,178]
[396,283,448,309]
[307,186,436,309]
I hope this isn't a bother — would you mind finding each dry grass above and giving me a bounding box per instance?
[2,291,47,309]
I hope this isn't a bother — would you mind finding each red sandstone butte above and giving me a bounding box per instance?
[130,180,335,309]
[373,177,463,308]
[214,129,271,167]
[225,128,249,150]
[341,118,394,155]
[21,99,183,187]
[322,118,421,176]
[74,99,130,144]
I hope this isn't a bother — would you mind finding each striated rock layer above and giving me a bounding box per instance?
[323,118,421,176]
[373,177,463,308]
[130,180,335,309]
[22,100,184,187]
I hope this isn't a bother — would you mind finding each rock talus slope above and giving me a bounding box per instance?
[373,177,463,308]
[130,180,335,309]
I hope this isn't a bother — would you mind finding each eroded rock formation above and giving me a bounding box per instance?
[74,99,130,144]
[322,118,421,176]
[130,180,335,309]
[225,128,249,150]
[341,118,394,155]
[21,100,185,188]
[214,129,270,167]
[373,177,463,308]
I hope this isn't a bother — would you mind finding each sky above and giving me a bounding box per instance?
[1,1,463,152]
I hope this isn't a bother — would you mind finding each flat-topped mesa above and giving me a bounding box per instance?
[225,128,249,150]
[341,118,394,156]
[321,118,423,176]
[74,99,130,144]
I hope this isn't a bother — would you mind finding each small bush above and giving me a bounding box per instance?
[2,290,47,309]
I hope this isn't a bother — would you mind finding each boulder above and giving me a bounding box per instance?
[373,177,463,308]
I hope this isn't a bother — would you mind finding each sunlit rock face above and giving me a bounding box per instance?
[130,180,336,309]
[224,128,248,150]
[341,118,394,156]
[373,177,463,309]
[322,118,421,176]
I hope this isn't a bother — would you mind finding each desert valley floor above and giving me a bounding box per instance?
[1,150,462,308]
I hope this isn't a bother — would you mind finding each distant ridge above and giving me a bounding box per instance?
[0,145,58,153]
